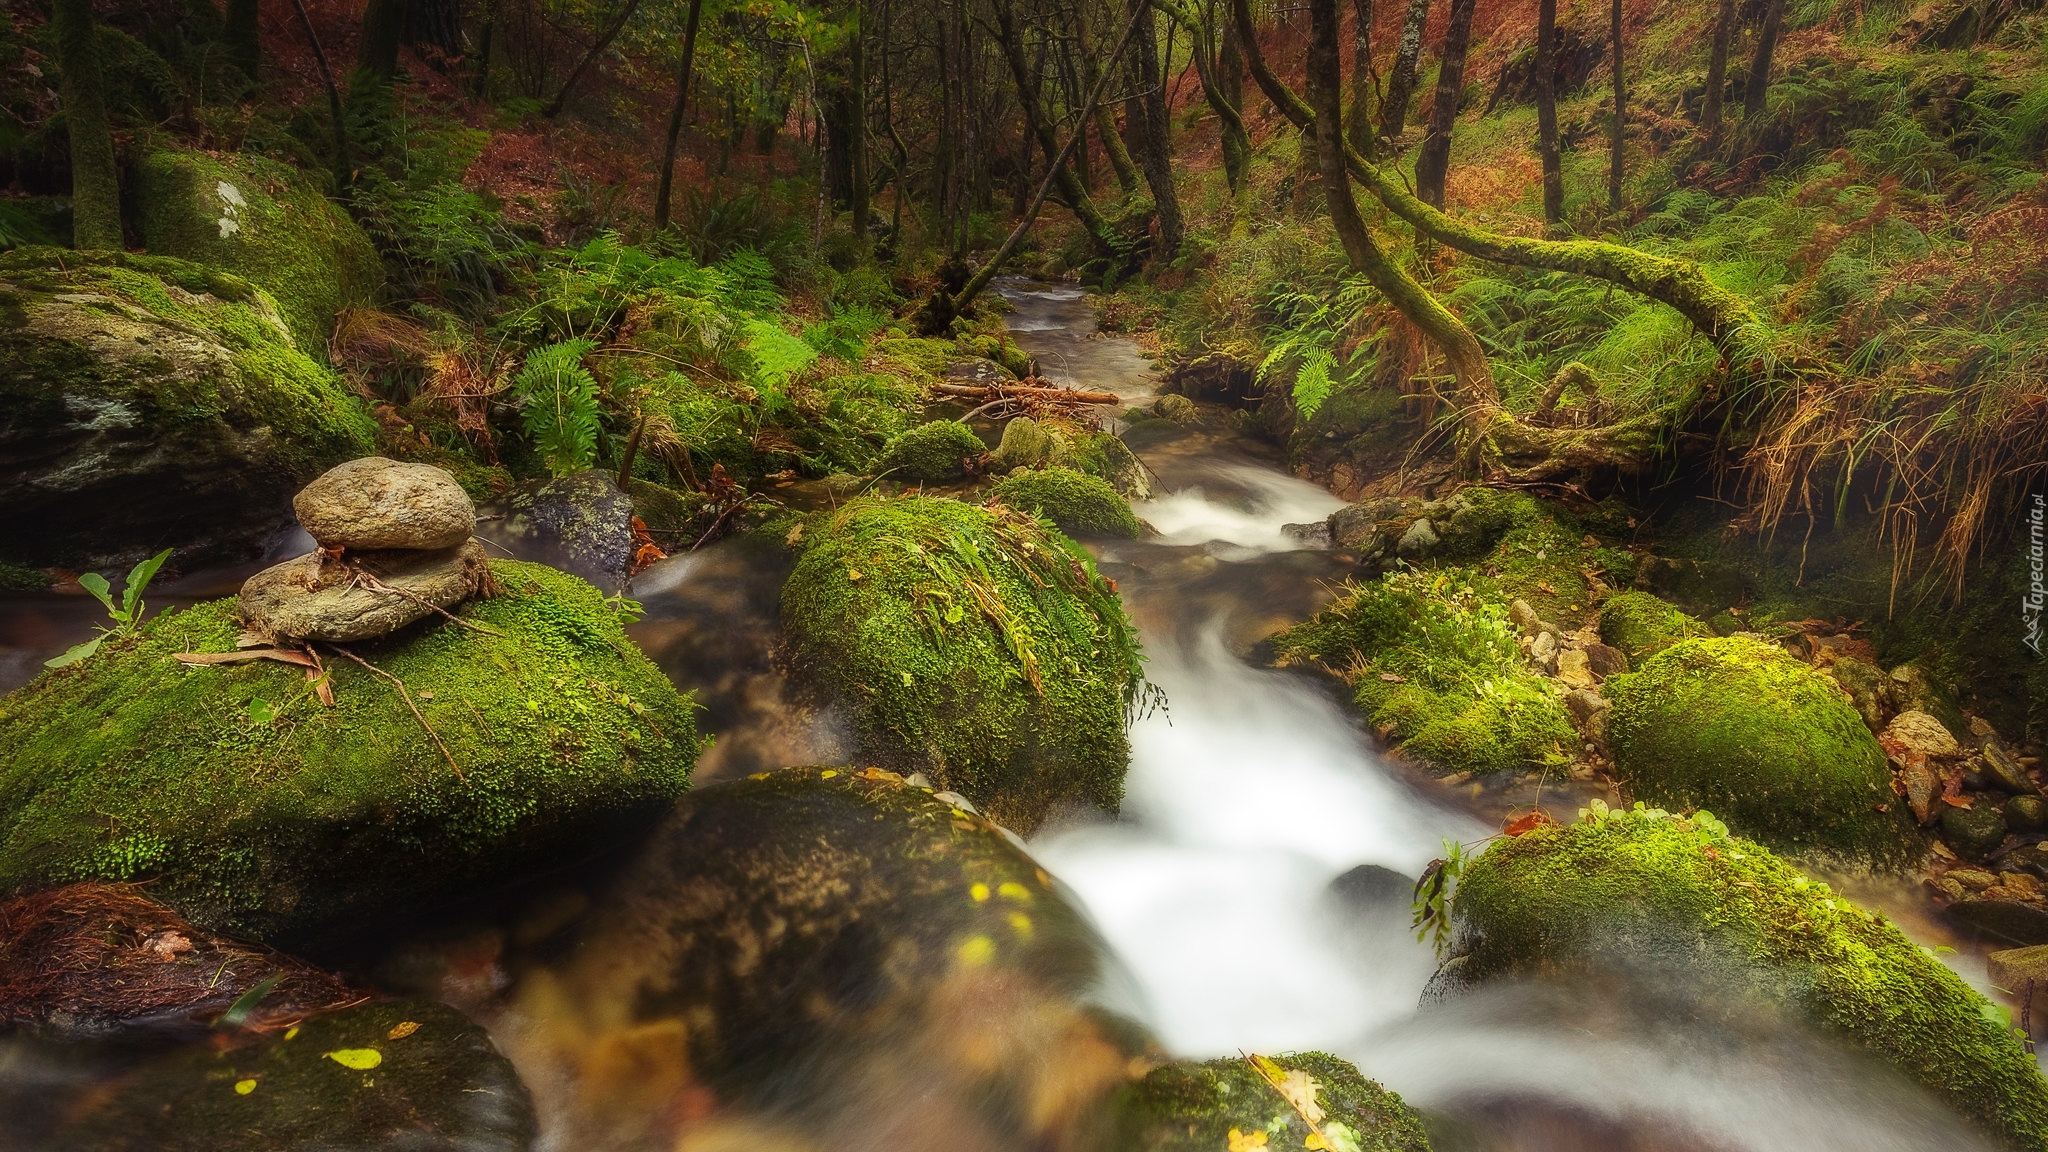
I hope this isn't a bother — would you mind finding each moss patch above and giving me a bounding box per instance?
[0,561,699,949]
[1605,636,1914,865]
[1110,1052,1432,1152]
[135,150,384,355]
[1599,590,1704,664]
[780,496,1145,832]
[1447,809,2048,1151]
[876,420,987,482]
[988,466,1141,538]
[1274,569,1574,777]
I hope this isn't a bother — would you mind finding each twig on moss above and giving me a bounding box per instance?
[346,566,505,638]
[324,644,464,781]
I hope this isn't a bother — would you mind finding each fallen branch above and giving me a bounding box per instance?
[323,644,464,781]
[932,382,1120,404]
[175,648,318,668]
[341,563,505,638]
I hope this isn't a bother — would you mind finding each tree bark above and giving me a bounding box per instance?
[1607,0,1624,213]
[990,0,1120,256]
[1700,0,1736,136]
[849,0,870,236]
[1413,0,1476,209]
[1377,0,1429,139]
[544,0,646,117]
[53,0,120,249]
[224,0,260,86]
[653,0,707,232]
[1130,0,1183,256]
[1535,0,1562,225]
[349,0,410,94]
[1346,0,1376,157]
[1743,0,1786,121]
[1148,0,1250,192]
[1083,35,1141,195]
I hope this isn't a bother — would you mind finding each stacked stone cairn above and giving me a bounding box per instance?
[239,458,493,642]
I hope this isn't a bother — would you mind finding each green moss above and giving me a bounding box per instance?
[954,332,1031,378]
[0,561,699,948]
[1061,427,1152,499]
[870,335,954,377]
[1447,810,2048,1151]
[876,420,986,482]
[784,370,924,474]
[1110,1051,1432,1152]
[780,496,1145,833]
[1598,590,1705,663]
[1275,569,1573,776]
[988,467,1141,538]
[1605,636,1914,865]
[0,560,51,592]
[1437,488,1601,625]
[0,247,377,484]
[134,150,384,356]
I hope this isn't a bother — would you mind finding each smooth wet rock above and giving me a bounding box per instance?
[1282,521,1334,547]
[293,457,475,551]
[1943,803,2009,861]
[476,469,635,593]
[1828,654,1892,730]
[1986,741,2040,796]
[1152,393,1197,423]
[1107,1052,1431,1152]
[1581,642,1628,678]
[238,540,488,642]
[2010,796,2048,832]
[1395,518,1439,559]
[1326,863,1417,915]
[58,999,535,1152]
[1952,898,2048,947]
[1989,945,2048,994]
[990,416,1054,470]
[1329,504,1377,549]
[1903,758,1945,825]
[1563,688,1611,743]
[1509,598,1541,634]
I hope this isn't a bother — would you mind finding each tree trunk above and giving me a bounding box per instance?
[282,0,351,194]
[1700,0,1736,136]
[1084,40,1141,194]
[350,0,409,94]
[653,0,707,232]
[1346,0,1376,157]
[545,0,645,117]
[472,0,496,97]
[224,0,260,86]
[1607,0,1624,213]
[991,0,1119,255]
[1130,0,1183,257]
[1150,0,1250,193]
[849,1,869,237]
[53,0,120,249]
[1377,0,1429,139]
[1535,0,1562,225]
[1743,0,1786,121]
[1412,0,1476,209]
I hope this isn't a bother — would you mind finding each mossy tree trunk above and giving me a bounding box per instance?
[545,0,646,117]
[1346,0,1376,158]
[652,0,708,232]
[1083,33,1141,196]
[1377,0,1429,139]
[1535,0,1562,226]
[1129,0,1183,256]
[1412,0,1476,209]
[990,0,1123,259]
[1742,0,1786,121]
[1607,0,1624,213]
[848,0,870,237]
[1700,0,1737,136]
[52,0,121,250]
[347,0,408,132]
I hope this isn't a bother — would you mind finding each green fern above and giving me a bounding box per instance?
[1290,348,1338,422]
[742,318,818,394]
[514,339,603,477]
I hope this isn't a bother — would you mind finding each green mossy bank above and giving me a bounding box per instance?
[988,466,1141,538]
[0,248,375,566]
[1605,636,1915,865]
[0,561,698,949]
[1598,591,1705,663]
[876,419,988,482]
[1108,1052,1433,1152]
[135,149,384,354]
[780,496,1145,833]
[1444,811,2048,1151]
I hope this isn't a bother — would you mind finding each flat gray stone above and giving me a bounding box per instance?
[294,456,475,551]
[1950,897,2048,946]
[238,540,487,642]
[1396,518,1439,558]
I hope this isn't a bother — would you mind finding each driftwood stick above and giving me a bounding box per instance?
[325,644,465,781]
[932,382,1120,404]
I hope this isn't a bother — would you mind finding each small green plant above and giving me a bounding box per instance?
[45,549,173,668]
[602,591,645,622]
[1411,837,1469,957]
[513,339,603,477]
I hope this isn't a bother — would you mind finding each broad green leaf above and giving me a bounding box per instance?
[216,972,283,1028]
[77,572,115,613]
[44,635,103,669]
[121,548,173,618]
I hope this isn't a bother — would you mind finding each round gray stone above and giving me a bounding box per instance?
[238,540,488,642]
[294,457,475,551]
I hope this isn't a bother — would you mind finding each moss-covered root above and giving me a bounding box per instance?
[780,496,1144,833]
[988,466,1142,538]
[1107,1052,1433,1152]
[1604,636,1915,866]
[877,419,987,482]
[0,560,700,949]
[1598,590,1705,663]
[1444,811,2048,1151]
[58,1000,535,1152]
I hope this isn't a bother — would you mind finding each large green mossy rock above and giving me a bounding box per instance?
[1108,1052,1432,1152]
[876,419,986,482]
[781,496,1143,833]
[135,150,384,354]
[0,561,698,950]
[989,465,1141,538]
[1598,590,1704,664]
[1605,636,1914,865]
[507,766,1139,1150]
[59,1000,534,1151]
[1442,810,2048,1151]
[0,248,376,567]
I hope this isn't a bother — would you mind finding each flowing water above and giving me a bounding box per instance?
[0,279,2022,1151]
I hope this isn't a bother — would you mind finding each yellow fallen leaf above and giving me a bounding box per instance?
[387,1021,420,1040]
[1226,1128,1267,1152]
[957,935,995,967]
[325,1048,383,1070]
[234,1079,257,1095]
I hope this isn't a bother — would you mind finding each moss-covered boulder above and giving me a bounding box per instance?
[505,766,1140,1151]
[1274,570,1574,777]
[989,466,1141,538]
[1442,809,2048,1151]
[876,419,986,482]
[781,496,1144,832]
[135,150,384,354]
[1108,1052,1432,1152]
[0,248,376,567]
[0,561,698,949]
[1598,590,1704,664]
[1605,636,1913,864]
[57,999,534,1151]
